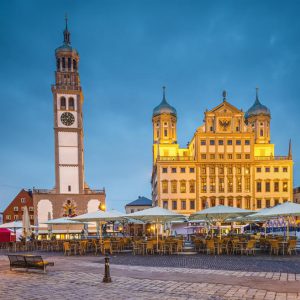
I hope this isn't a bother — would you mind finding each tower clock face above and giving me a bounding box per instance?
[61,112,75,126]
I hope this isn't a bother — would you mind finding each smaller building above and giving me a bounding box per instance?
[125,196,152,214]
[3,189,34,225]
[294,187,300,204]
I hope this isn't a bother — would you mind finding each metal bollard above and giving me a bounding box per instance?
[102,254,112,283]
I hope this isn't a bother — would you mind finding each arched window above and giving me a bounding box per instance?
[60,97,66,109]
[68,58,71,70]
[73,59,77,70]
[56,58,60,70]
[68,97,75,111]
[62,57,66,69]
[260,129,264,137]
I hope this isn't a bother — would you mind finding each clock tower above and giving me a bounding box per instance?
[33,18,105,225]
[52,18,84,194]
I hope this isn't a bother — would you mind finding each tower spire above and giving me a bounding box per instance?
[288,139,292,159]
[63,14,71,45]
[162,86,166,102]
[222,90,227,102]
[255,87,260,103]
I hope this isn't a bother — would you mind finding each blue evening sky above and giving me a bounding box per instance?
[0,0,299,212]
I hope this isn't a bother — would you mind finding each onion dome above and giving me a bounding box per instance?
[55,16,78,55]
[153,87,177,117]
[245,88,271,119]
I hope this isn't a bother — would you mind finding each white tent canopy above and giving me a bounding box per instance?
[43,217,84,225]
[0,221,23,229]
[190,205,254,222]
[125,206,185,223]
[73,209,126,222]
[254,202,300,218]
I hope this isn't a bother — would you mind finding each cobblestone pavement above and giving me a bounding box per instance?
[1,255,300,299]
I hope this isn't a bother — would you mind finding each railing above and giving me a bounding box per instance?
[33,188,105,194]
[254,156,289,161]
[157,156,195,161]
[51,84,82,91]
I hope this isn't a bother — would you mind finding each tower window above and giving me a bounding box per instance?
[164,129,167,137]
[68,58,71,70]
[156,130,159,138]
[60,97,66,109]
[260,129,264,136]
[62,57,66,69]
[56,58,60,70]
[69,97,75,111]
[68,185,71,192]
[73,59,77,70]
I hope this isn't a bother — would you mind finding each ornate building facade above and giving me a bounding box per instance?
[33,19,105,225]
[151,88,293,215]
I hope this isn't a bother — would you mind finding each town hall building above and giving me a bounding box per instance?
[151,88,293,215]
[33,19,106,225]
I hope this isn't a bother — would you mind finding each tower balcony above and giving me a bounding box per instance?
[157,156,194,161]
[254,155,289,161]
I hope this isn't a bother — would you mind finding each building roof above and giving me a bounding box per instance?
[245,88,270,119]
[153,87,177,117]
[126,196,152,207]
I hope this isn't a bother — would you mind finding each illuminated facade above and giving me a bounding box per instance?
[151,88,293,215]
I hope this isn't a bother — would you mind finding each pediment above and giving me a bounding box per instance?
[207,101,242,116]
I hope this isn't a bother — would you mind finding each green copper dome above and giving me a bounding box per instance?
[245,89,271,119]
[153,87,177,117]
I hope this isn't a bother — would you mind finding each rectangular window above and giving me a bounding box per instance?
[219,167,224,175]
[201,140,206,145]
[171,181,177,193]
[219,154,224,159]
[210,140,215,145]
[209,167,215,175]
[190,200,195,210]
[201,154,206,159]
[180,167,186,173]
[163,200,168,209]
[210,177,216,192]
[256,181,262,193]
[283,182,288,192]
[265,182,270,192]
[245,154,250,159]
[228,198,233,206]
[274,199,279,206]
[274,167,279,172]
[245,140,250,145]
[201,177,207,193]
[180,181,186,193]
[283,167,288,172]
[245,177,250,192]
[236,177,242,193]
[236,140,241,145]
[20,198,26,204]
[162,181,168,193]
[171,167,177,173]
[68,185,71,192]
[210,154,215,159]
[257,199,262,209]
[162,167,168,173]
[201,167,206,174]
[189,167,195,173]
[164,129,167,137]
[274,181,279,192]
[265,167,270,173]
[219,178,224,193]
[228,154,233,159]
[172,200,177,210]
[245,198,251,209]
[219,197,225,205]
[236,154,242,159]
[266,199,271,208]
[14,215,18,220]
[189,181,195,193]
[227,140,233,145]
[236,167,242,174]
[256,167,261,173]
[218,140,224,145]
[13,207,18,212]
[181,200,186,210]
[6,215,11,220]
[227,177,233,193]
[227,167,233,175]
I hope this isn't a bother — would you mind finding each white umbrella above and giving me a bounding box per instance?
[73,209,127,242]
[126,206,185,251]
[253,202,300,239]
[0,221,23,232]
[190,205,254,238]
[22,206,32,239]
